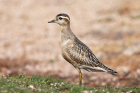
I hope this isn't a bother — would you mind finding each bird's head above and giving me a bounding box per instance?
[48,13,70,26]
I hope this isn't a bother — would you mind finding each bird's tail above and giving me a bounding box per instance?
[107,68,117,76]
[97,61,118,76]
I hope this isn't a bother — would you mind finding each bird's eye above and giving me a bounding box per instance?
[59,17,62,20]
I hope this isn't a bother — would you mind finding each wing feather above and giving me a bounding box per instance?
[66,37,101,67]
[65,37,117,76]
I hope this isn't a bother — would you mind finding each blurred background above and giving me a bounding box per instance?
[0,0,140,87]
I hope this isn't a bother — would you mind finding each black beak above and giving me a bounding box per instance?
[48,20,55,23]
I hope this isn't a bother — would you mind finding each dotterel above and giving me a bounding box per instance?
[48,13,117,85]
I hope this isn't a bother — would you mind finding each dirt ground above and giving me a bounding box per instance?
[0,0,140,87]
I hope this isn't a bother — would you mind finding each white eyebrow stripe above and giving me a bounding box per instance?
[59,16,70,20]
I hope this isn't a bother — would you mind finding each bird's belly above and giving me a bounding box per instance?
[61,47,76,67]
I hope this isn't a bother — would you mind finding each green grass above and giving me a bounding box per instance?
[0,75,139,93]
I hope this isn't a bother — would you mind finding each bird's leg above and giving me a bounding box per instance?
[77,68,82,85]
[79,72,82,85]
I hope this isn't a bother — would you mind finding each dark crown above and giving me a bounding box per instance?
[56,13,70,20]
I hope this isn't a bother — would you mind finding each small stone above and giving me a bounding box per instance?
[28,84,35,90]
[136,69,140,75]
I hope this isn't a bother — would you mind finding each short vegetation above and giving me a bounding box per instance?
[0,75,139,93]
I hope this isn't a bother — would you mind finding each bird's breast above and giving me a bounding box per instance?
[61,46,74,65]
[61,39,77,67]
[61,39,71,47]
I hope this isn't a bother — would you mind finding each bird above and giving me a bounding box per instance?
[48,13,117,85]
